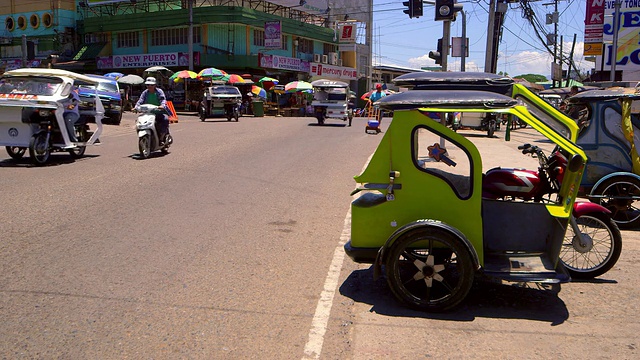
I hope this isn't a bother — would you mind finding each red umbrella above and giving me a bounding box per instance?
[224,74,246,84]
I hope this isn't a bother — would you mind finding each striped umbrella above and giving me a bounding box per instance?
[223,74,246,84]
[251,85,267,98]
[169,70,198,82]
[104,72,124,80]
[198,67,227,79]
[259,76,279,90]
[284,80,313,93]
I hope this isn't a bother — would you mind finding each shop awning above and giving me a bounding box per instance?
[72,42,107,61]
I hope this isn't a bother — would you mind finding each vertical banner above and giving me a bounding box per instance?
[584,0,605,56]
[264,21,282,49]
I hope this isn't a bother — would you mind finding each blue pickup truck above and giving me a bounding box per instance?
[78,74,123,125]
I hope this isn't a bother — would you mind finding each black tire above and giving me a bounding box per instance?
[561,212,622,279]
[29,133,51,165]
[592,176,640,229]
[68,127,87,159]
[6,146,26,159]
[138,134,151,159]
[317,115,325,125]
[384,228,475,312]
[161,134,172,154]
[199,107,206,122]
[487,120,496,137]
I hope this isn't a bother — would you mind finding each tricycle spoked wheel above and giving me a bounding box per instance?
[138,134,151,159]
[68,129,86,158]
[385,228,474,312]
[6,146,26,159]
[28,133,50,165]
[593,176,640,229]
[561,213,622,279]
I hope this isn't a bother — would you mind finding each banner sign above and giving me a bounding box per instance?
[258,54,310,72]
[309,63,357,80]
[599,3,640,72]
[97,52,199,69]
[584,0,605,56]
[264,21,282,49]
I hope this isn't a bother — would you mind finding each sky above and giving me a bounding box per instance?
[371,0,589,79]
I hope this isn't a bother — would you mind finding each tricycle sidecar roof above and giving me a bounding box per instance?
[311,79,349,88]
[376,89,518,110]
[2,68,101,85]
[566,87,640,104]
[393,72,513,94]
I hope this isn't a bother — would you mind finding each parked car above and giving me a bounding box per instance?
[78,74,123,125]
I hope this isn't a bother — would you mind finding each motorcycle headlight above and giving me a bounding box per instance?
[38,109,53,117]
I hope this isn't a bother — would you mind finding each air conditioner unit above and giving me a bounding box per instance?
[321,54,328,64]
[313,53,321,63]
[337,59,343,67]
[328,52,338,65]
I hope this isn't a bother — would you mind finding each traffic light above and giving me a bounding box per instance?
[428,38,443,65]
[412,0,423,18]
[403,1,414,18]
[435,0,463,21]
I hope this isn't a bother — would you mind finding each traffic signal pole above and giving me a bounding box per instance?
[441,21,450,72]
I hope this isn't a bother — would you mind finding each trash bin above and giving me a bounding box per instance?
[252,100,264,117]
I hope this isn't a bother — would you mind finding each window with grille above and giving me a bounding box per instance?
[253,29,264,47]
[117,31,139,48]
[298,38,313,54]
[150,26,201,46]
[323,43,336,54]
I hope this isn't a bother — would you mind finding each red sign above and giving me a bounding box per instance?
[584,0,605,55]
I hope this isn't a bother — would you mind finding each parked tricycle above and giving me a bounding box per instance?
[565,88,640,228]
[0,68,104,165]
[198,84,242,122]
[386,71,623,280]
[310,79,352,126]
[344,89,594,311]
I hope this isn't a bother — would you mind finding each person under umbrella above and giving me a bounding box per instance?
[367,83,387,124]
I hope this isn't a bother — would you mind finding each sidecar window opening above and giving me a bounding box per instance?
[601,104,639,155]
[1,76,62,96]
[515,94,572,139]
[412,124,473,200]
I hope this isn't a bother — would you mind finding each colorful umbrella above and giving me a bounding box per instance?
[360,89,395,100]
[104,72,124,80]
[259,76,279,90]
[198,67,227,79]
[284,81,312,93]
[169,70,198,82]
[144,66,174,76]
[223,74,246,84]
[251,85,267,98]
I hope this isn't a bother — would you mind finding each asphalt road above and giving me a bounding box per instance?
[1,113,639,359]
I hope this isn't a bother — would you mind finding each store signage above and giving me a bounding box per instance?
[339,24,356,43]
[309,63,357,80]
[258,54,310,72]
[265,21,282,49]
[584,0,604,56]
[597,3,640,74]
[98,52,197,69]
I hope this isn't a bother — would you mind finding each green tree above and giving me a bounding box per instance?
[514,74,548,83]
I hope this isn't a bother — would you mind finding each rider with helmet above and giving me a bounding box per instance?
[135,77,169,142]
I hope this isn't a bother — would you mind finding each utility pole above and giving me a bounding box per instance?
[442,21,450,71]
[484,0,496,73]
[188,0,194,71]
[611,0,621,82]
[553,0,558,87]
[461,10,466,72]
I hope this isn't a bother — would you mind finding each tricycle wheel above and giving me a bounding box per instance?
[487,120,496,137]
[592,175,640,229]
[68,128,87,158]
[6,146,26,159]
[29,133,50,165]
[384,228,474,312]
[561,213,622,279]
[138,134,151,159]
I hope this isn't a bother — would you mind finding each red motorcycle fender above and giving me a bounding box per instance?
[573,200,611,217]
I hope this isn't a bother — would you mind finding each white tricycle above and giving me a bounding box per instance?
[0,68,104,165]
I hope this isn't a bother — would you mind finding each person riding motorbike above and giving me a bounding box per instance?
[61,86,80,142]
[135,77,169,143]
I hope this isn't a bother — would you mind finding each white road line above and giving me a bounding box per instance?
[302,209,351,360]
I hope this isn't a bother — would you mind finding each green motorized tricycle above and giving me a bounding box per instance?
[344,89,589,311]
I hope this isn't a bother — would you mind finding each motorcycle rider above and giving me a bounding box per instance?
[135,77,169,143]
[61,86,80,142]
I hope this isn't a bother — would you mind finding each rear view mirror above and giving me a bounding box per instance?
[568,153,584,172]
